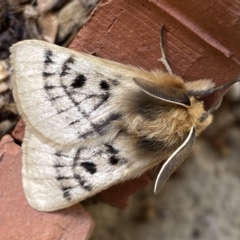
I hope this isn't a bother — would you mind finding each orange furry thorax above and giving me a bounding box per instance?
[120,72,213,149]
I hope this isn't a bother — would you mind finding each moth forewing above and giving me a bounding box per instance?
[11,40,138,146]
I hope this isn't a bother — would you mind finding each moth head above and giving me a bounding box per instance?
[133,74,240,137]
[133,73,240,193]
[133,74,212,138]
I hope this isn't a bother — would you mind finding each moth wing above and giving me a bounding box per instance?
[11,40,127,145]
[23,128,161,211]
[154,127,195,193]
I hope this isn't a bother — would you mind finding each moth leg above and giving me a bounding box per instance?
[158,25,173,74]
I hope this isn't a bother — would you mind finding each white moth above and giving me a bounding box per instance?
[10,30,240,211]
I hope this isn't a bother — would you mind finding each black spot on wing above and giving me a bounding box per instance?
[61,186,72,200]
[109,156,120,165]
[74,174,92,191]
[105,144,121,165]
[80,162,97,174]
[105,144,128,165]
[105,144,119,155]
[100,80,110,90]
[60,56,74,77]
[44,50,54,64]
[71,74,86,88]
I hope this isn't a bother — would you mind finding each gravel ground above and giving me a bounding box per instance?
[83,99,240,240]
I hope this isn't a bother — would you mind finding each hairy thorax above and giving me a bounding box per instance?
[121,92,212,150]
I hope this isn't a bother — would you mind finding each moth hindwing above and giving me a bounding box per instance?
[11,39,215,211]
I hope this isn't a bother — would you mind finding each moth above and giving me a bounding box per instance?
[10,28,240,212]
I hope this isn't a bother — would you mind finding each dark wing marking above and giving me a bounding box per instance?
[11,41,122,145]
